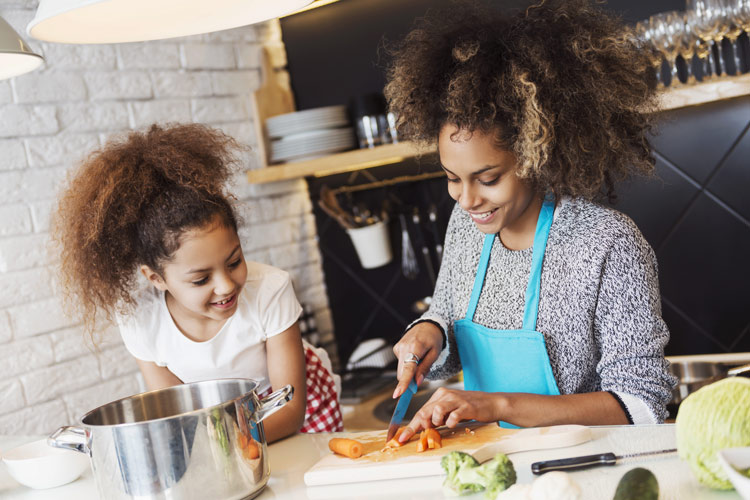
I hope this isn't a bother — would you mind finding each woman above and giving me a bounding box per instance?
[385,0,677,440]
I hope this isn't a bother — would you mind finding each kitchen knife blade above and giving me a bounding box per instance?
[531,448,677,474]
[385,378,419,442]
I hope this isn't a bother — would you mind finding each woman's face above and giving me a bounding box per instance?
[438,125,536,235]
[146,216,248,324]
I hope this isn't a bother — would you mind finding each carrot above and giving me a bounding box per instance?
[416,430,428,452]
[328,438,363,458]
[425,428,442,449]
[385,427,408,448]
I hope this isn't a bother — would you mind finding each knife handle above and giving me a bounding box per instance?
[531,452,617,474]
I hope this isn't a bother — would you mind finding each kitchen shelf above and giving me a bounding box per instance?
[247,74,750,184]
[246,141,436,184]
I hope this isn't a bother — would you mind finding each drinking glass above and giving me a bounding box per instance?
[650,11,686,85]
[720,0,745,73]
[634,19,663,86]
[686,0,728,76]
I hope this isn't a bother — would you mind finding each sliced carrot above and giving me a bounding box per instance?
[329,438,363,459]
[385,427,408,448]
[416,430,428,452]
[426,428,442,449]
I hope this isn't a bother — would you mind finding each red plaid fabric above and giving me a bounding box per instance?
[259,344,343,433]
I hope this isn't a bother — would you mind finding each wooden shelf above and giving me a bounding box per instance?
[247,74,750,184]
[659,72,750,111]
[247,141,435,184]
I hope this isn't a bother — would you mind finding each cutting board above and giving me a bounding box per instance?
[304,423,591,486]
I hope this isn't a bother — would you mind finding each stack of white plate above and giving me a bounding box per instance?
[266,105,355,163]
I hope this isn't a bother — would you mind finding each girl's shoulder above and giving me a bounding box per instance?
[552,197,652,257]
[241,261,298,308]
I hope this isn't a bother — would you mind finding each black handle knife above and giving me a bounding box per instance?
[531,448,677,474]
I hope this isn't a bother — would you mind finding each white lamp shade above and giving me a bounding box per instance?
[27,0,315,44]
[0,17,44,80]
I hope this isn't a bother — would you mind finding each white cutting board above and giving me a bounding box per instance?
[304,423,591,486]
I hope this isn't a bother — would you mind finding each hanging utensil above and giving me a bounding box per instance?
[412,207,436,287]
[399,213,418,279]
[427,204,443,264]
[319,186,356,229]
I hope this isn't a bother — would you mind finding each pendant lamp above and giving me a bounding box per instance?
[27,0,315,44]
[0,16,44,80]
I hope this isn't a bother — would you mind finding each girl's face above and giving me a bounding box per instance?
[438,125,536,235]
[145,216,247,325]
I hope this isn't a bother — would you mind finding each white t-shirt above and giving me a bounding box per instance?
[117,262,303,393]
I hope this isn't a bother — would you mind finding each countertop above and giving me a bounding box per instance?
[0,424,743,499]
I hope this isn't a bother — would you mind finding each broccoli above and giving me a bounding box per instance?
[441,451,517,498]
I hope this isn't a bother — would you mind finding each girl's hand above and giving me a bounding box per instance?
[392,321,444,398]
[397,388,501,443]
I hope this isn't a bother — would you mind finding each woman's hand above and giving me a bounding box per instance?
[398,388,501,442]
[392,321,444,398]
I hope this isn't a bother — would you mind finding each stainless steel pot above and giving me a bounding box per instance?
[48,379,293,500]
[669,361,750,405]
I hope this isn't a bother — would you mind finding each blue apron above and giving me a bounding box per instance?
[454,197,560,428]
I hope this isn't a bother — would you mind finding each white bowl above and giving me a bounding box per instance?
[2,438,90,489]
[717,447,750,500]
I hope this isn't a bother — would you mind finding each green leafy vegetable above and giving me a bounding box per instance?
[441,450,516,498]
[675,377,750,490]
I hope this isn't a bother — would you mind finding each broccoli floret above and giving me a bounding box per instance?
[441,451,483,496]
[479,453,517,498]
[440,451,516,498]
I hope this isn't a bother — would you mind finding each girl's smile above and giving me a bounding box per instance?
[142,215,248,341]
[438,125,542,249]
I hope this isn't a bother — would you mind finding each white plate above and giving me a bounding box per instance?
[266,106,348,137]
[267,117,350,139]
[271,142,355,163]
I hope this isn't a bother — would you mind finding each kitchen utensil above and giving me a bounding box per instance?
[427,204,443,264]
[386,378,418,442]
[304,423,591,486]
[48,379,293,500]
[531,448,678,474]
[346,338,397,370]
[399,213,418,279]
[669,361,750,405]
[320,186,356,229]
[717,447,750,499]
[412,208,436,286]
[1,438,90,489]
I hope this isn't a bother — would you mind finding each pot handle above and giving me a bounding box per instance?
[48,426,91,457]
[727,363,750,377]
[255,384,294,423]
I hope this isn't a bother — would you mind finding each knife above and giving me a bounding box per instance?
[385,378,419,442]
[531,448,677,474]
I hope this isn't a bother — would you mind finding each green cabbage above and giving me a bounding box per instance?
[675,377,750,489]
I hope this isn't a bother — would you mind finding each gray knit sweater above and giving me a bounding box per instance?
[417,197,677,423]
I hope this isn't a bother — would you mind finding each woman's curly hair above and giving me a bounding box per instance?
[384,0,659,201]
[52,123,244,342]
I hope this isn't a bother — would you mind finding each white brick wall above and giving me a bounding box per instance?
[0,3,336,435]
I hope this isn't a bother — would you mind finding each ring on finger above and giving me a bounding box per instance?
[404,352,420,365]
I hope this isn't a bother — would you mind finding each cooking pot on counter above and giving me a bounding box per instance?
[48,379,292,500]
[669,361,750,405]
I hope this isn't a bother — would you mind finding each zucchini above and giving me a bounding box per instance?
[613,467,659,500]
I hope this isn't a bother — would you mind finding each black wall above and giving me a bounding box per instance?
[280,0,749,366]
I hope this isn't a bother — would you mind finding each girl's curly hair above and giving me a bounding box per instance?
[384,0,659,201]
[52,123,243,341]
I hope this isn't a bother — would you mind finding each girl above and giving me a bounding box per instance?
[53,123,342,441]
[385,0,677,440]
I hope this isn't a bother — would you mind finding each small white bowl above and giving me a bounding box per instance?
[717,447,750,500]
[1,438,90,489]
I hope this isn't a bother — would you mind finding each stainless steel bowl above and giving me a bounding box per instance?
[669,361,750,405]
[49,379,292,500]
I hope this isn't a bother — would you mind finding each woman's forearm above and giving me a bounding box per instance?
[496,391,629,427]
